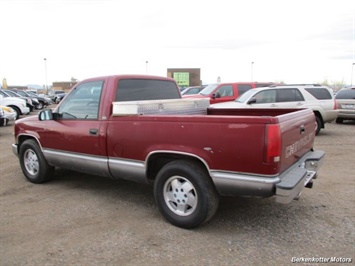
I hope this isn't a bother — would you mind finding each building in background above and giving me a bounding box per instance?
[6,85,28,90]
[52,78,78,93]
[167,68,201,87]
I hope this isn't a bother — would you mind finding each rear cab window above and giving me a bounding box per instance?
[115,79,180,101]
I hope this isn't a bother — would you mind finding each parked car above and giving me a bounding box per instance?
[0,107,5,126]
[181,86,206,95]
[0,90,30,119]
[335,87,355,123]
[3,89,37,111]
[55,93,67,104]
[0,106,17,125]
[48,90,65,102]
[9,90,52,110]
[210,84,338,135]
[183,82,277,104]
[26,91,53,107]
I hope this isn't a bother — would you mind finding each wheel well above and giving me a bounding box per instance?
[146,153,209,182]
[17,135,39,149]
[9,105,21,114]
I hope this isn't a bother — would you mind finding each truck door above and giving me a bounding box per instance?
[40,80,108,176]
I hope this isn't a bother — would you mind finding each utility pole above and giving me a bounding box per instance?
[44,58,48,94]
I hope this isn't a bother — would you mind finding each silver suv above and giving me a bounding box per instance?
[210,84,338,135]
[335,87,355,123]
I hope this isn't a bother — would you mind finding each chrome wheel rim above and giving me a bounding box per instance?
[163,176,197,216]
[24,149,39,176]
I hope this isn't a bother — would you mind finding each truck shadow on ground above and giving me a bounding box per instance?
[48,168,319,233]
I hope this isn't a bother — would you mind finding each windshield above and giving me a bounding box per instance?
[0,90,10,97]
[7,91,21,97]
[199,84,218,96]
[235,89,256,103]
[27,91,37,96]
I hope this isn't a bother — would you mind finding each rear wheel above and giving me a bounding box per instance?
[19,139,54,183]
[154,160,219,229]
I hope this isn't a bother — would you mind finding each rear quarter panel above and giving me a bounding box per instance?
[106,114,282,176]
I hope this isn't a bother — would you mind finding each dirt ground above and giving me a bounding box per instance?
[0,113,354,266]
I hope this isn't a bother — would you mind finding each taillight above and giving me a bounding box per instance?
[265,124,281,163]
[333,99,337,110]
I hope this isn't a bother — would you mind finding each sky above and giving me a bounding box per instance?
[0,0,354,87]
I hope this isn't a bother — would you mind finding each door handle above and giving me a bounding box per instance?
[89,128,98,135]
[300,125,305,134]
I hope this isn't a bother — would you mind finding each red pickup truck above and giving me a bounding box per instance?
[183,82,276,104]
[12,74,324,228]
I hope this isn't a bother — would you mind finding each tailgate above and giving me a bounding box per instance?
[277,108,316,173]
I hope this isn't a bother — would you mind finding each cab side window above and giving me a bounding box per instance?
[57,81,103,119]
[216,85,233,97]
[277,89,304,102]
[254,90,276,103]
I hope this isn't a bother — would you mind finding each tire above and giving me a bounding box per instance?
[315,116,322,135]
[36,101,44,110]
[19,139,54,184]
[336,118,343,124]
[154,160,219,229]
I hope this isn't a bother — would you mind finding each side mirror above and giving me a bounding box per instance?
[38,109,53,121]
[247,97,257,104]
[212,92,221,99]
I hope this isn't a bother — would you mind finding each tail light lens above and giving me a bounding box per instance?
[334,99,337,110]
[265,124,281,163]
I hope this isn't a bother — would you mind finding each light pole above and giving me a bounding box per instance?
[251,61,254,82]
[146,61,148,74]
[44,58,48,94]
[351,63,355,86]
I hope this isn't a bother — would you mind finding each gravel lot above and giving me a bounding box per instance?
[0,111,354,266]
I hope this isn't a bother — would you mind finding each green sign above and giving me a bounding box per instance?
[173,72,190,87]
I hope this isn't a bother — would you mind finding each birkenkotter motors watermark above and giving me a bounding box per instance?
[291,257,352,263]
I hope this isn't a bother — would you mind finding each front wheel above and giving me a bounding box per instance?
[10,106,21,120]
[154,160,219,229]
[36,101,44,110]
[19,139,54,183]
